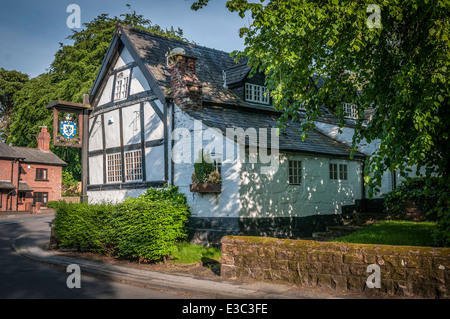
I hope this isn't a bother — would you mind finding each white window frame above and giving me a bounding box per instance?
[288,160,302,185]
[107,153,122,183]
[125,150,143,182]
[330,163,348,181]
[245,83,270,105]
[343,103,358,119]
[115,72,129,101]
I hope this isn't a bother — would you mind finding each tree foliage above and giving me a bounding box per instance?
[6,8,188,180]
[192,0,449,200]
[0,68,29,140]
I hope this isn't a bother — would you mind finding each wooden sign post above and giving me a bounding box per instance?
[46,95,91,203]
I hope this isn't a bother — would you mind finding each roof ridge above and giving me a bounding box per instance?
[119,24,234,57]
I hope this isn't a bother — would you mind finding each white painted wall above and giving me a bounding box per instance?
[88,188,148,204]
[143,101,164,141]
[172,105,241,218]
[104,109,120,149]
[313,121,393,197]
[130,66,150,95]
[88,46,167,203]
[314,121,379,156]
[145,145,165,181]
[121,103,141,145]
[88,116,103,152]
[239,152,363,218]
[97,75,114,107]
[88,155,103,185]
[114,47,134,70]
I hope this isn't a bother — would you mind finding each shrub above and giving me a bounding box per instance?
[433,203,450,247]
[383,177,448,220]
[61,170,80,196]
[383,177,450,247]
[53,201,115,253]
[52,185,190,261]
[47,200,63,209]
[111,197,190,262]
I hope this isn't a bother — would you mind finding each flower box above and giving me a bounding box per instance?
[190,183,221,193]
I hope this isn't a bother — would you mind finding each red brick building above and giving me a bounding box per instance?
[0,127,66,212]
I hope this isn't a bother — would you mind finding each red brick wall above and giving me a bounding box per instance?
[221,236,450,299]
[0,159,62,211]
[0,159,15,211]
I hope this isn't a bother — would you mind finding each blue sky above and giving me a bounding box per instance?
[0,0,248,78]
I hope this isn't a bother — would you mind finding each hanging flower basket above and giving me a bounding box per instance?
[190,183,221,193]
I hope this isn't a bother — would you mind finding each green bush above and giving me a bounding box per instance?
[433,203,450,247]
[47,200,63,209]
[111,199,189,261]
[383,177,450,247]
[383,177,448,220]
[53,201,115,253]
[52,185,190,261]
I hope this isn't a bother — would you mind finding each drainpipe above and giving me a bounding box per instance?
[9,160,14,211]
[361,160,366,214]
[170,99,175,186]
[16,160,21,211]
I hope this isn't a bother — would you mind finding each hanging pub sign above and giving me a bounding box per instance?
[60,114,78,139]
[46,96,91,203]
[46,100,91,148]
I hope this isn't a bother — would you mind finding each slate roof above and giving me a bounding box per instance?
[18,181,33,192]
[121,25,246,106]
[185,104,366,159]
[119,25,365,159]
[0,142,24,160]
[10,146,67,166]
[224,61,251,86]
[0,181,15,190]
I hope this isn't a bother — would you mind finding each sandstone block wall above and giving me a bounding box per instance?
[221,236,450,298]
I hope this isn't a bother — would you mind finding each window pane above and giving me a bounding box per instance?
[339,164,348,180]
[288,160,301,185]
[107,153,122,183]
[125,150,142,181]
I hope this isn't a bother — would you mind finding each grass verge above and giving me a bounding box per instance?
[171,242,221,264]
[333,220,437,247]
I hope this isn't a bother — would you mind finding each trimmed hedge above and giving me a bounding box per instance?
[52,201,115,253]
[52,185,190,261]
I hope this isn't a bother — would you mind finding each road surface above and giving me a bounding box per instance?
[0,214,186,299]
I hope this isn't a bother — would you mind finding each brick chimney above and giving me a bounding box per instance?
[169,50,202,111]
[37,126,51,152]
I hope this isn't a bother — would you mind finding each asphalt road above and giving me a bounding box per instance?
[0,214,186,299]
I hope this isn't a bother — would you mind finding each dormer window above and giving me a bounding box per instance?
[343,103,358,119]
[245,83,269,105]
[115,72,129,101]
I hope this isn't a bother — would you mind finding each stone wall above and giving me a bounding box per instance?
[60,196,81,203]
[221,236,450,298]
[187,215,341,246]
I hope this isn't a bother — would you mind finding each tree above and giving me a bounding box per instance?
[192,0,449,198]
[0,68,29,140]
[7,8,189,180]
